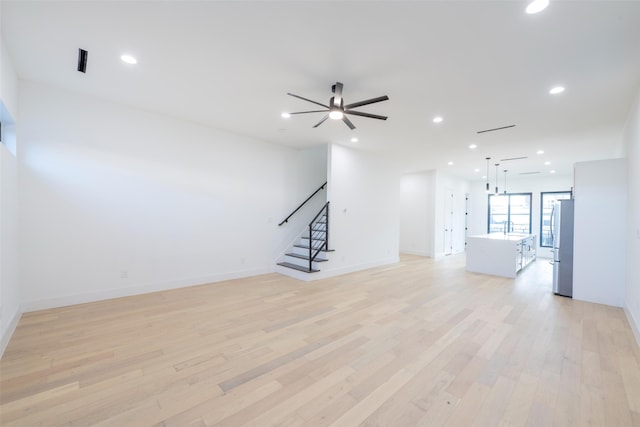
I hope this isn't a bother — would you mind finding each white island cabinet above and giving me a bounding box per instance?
[466,234,536,278]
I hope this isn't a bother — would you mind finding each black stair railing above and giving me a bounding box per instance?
[308,202,330,271]
[278,182,327,226]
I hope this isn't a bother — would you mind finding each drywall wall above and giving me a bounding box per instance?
[1,142,19,357]
[573,158,627,307]
[624,88,640,343]
[400,172,435,257]
[467,174,573,258]
[0,32,20,357]
[322,143,400,276]
[18,81,319,311]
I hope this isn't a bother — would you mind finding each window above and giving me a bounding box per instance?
[488,193,532,234]
[0,101,17,155]
[540,191,572,247]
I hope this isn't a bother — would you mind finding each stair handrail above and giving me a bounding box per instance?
[308,202,330,271]
[278,181,327,226]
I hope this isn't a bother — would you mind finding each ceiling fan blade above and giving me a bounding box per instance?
[332,82,344,107]
[342,115,356,130]
[345,110,388,120]
[344,95,389,110]
[287,93,330,109]
[312,114,330,128]
[289,110,329,115]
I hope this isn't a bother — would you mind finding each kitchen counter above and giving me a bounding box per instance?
[466,233,536,278]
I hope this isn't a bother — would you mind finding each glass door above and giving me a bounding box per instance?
[488,193,532,234]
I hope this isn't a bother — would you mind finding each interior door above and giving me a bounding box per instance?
[464,193,470,249]
[444,190,453,255]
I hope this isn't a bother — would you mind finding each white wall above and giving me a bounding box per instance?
[18,81,318,311]
[467,174,573,258]
[0,30,20,357]
[1,142,19,356]
[400,171,435,257]
[322,143,400,276]
[573,158,627,307]
[624,88,640,343]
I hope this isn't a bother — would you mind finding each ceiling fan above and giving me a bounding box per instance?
[285,82,389,130]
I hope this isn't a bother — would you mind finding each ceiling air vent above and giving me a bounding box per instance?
[477,124,515,134]
[501,156,528,162]
[77,49,88,73]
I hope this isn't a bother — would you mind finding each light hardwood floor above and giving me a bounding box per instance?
[1,254,640,426]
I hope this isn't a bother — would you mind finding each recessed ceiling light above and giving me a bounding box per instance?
[447,161,453,166]
[536,150,544,155]
[549,86,565,95]
[351,137,358,143]
[433,116,443,123]
[469,144,478,149]
[544,161,551,165]
[120,54,137,65]
[281,112,291,118]
[550,170,556,174]
[482,175,487,179]
[474,168,480,172]
[526,0,549,14]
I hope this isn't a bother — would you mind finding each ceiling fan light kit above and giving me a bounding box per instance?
[285,82,389,130]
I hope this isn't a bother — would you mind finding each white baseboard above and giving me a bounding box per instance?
[399,249,432,257]
[275,256,400,283]
[22,267,273,313]
[625,303,640,348]
[311,256,400,281]
[1,305,22,359]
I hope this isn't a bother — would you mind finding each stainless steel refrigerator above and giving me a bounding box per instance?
[551,199,574,297]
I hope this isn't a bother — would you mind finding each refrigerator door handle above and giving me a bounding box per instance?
[550,205,555,244]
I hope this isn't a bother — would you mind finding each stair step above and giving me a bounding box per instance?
[294,244,335,252]
[301,237,326,242]
[285,253,328,262]
[277,262,319,273]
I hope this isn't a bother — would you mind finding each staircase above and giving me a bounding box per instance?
[277,207,333,273]
[276,182,334,275]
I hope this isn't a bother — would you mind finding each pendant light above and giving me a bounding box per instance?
[503,169,508,194]
[494,163,500,194]
[485,157,491,193]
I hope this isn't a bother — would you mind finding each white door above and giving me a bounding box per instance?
[444,190,454,255]
[464,193,470,250]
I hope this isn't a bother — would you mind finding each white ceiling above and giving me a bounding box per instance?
[3,1,640,181]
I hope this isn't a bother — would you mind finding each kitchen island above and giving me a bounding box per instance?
[466,233,536,278]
